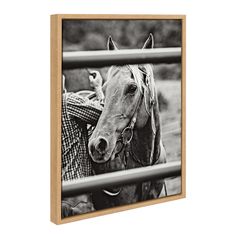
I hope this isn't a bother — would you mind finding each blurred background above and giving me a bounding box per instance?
[62,19,182,196]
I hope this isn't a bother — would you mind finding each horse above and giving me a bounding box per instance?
[88,34,167,210]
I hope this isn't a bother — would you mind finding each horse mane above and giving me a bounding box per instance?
[136,63,156,102]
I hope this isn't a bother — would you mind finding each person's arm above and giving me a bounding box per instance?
[66,94,102,125]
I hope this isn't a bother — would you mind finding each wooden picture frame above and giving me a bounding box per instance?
[51,14,186,224]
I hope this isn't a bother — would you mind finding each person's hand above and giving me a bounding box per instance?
[88,70,103,88]
[72,201,95,215]
[62,195,95,218]
[61,202,73,218]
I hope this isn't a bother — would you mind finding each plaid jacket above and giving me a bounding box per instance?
[62,92,102,182]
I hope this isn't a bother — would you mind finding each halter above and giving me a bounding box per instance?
[114,89,143,156]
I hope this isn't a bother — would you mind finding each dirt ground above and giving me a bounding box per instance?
[156,80,181,196]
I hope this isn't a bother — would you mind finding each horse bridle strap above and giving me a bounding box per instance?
[102,93,143,197]
[114,79,158,166]
[116,91,143,150]
[103,67,162,196]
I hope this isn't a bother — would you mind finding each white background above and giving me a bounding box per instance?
[0,0,236,235]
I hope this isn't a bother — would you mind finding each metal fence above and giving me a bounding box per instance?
[62,161,181,197]
[62,48,182,197]
[63,48,181,69]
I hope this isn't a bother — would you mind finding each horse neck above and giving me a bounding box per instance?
[130,114,159,166]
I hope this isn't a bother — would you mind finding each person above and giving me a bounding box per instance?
[61,71,104,218]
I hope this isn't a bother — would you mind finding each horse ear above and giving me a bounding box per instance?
[142,33,154,49]
[107,36,118,50]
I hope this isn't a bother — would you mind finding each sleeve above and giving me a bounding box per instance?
[65,93,103,125]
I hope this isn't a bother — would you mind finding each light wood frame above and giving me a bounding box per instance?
[51,14,186,224]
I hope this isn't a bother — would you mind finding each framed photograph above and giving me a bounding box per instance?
[51,14,186,224]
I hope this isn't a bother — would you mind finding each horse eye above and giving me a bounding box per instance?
[126,84,137,95]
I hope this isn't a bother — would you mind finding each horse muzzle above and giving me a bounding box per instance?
[89,136,112,163]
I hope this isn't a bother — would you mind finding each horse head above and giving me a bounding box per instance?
[89,34,162,168]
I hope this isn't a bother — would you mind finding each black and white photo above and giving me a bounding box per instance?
[51,15,186,223]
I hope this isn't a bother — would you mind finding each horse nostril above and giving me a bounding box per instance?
[89,142,95,156]
[96,137,108,154]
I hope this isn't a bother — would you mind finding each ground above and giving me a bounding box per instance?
[156,80,181,196]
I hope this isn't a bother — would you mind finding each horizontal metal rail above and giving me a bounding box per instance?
[63,48,181,69]
[62,161,181,197]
